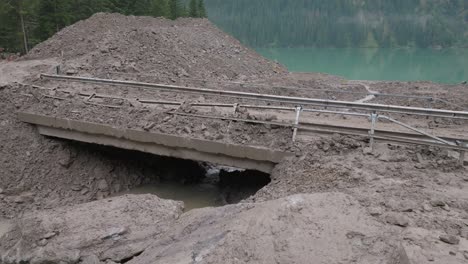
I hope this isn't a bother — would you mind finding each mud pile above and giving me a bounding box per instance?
[26,13,286,81]
[0,194,183,263]
[1,192,399,263]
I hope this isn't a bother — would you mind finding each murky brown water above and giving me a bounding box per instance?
[117,182,224,211]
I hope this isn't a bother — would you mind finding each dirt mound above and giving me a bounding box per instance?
[0,194,183,263]
[129,192,398,264]
[26,13,286,81]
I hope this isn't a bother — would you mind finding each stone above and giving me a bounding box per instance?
[81,188,89,195]
[183,126,192,134]
[71,184,82,191]
[97,179,109,191]
[439,235,460,245]
[42,232,58,239]
[101,227,128,240]
[143,122,155,131]
[81,254,101,264]
[368,207,383,216]
[363,147,373,155]
[463,251,468,260]
[416,153,424,163]
[13,196,25,204]
[37,239,48,247]
[385,213,409,227]
[422,204,433,212]
[0,188,3,194]
[430,200,446,207]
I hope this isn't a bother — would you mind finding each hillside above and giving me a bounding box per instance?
[205,0,468,48]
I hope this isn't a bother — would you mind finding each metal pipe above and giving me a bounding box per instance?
[460,142,467,166]
[292,106,303,142]
[369,113,377,150]
[379,115,456,146]
[40,74,468,119]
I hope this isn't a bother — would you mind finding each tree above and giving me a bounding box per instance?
[168,0,182,20]
[151,0,169,17]
[198,0,206,18]
[36,0,70,40]
[188,0,198,17]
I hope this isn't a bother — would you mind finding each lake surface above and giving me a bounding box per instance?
[256,48,468,84]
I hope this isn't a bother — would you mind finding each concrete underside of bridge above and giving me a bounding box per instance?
[18,112,291,173]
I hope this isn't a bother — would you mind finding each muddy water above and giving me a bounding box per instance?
[117,182,224,211]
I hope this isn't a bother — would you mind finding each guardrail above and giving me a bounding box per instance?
[40,74,468,119]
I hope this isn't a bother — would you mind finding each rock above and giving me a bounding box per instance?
[101,227,128,240]
[368,207,383,216]
[463,251,468,260]
[143,122,155,131]
[97,179,109,191]
[13,196,25,204]
[439,234,460,245]
[363,147,373,155]
[42,232,57,239]
[81,254,101,264]
[416,153,424,163]
[37,239,48,247]
[80,188,89,195]
[422,204,433,212]
[58,151,74,168]
[0,188,3,194]
[183,126,191,134]
[71,184,82,191]
[385,213,409,227]
[430,200,446,207]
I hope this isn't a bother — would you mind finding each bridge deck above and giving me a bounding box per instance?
[18,112,291,173]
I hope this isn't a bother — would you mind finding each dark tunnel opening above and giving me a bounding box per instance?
[56,139,272,210]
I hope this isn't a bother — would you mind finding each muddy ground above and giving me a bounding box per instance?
[1,13,468,264]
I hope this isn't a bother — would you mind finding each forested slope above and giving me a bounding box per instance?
[205,0,467,48]
[0,0,206,53]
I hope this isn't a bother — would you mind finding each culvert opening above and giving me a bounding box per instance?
[61,141,271,211]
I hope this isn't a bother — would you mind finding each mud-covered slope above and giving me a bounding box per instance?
[26,13,286,81]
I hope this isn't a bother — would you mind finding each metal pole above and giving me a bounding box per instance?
[292,106,303,142]
[460,142,467,166]
[369,113,378,150]
[380,115,456,146]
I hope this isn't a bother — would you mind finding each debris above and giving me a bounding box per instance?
[385,213,409,227]
[439,235,460,245]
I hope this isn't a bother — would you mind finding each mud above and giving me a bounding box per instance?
[1,12,468,264]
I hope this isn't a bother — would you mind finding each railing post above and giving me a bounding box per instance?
[292,106,303,142]
[369,112,378,150]
[460,142,467,166]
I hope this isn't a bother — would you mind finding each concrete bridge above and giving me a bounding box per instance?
[18,112,291,173]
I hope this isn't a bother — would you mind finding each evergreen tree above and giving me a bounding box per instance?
[36,0,70,40]
[188,0,198,18]
[151,0,169,17]
[198,0,207,18]
[168,0,182,20]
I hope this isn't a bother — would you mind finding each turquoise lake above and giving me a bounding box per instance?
[256,48,468,84]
